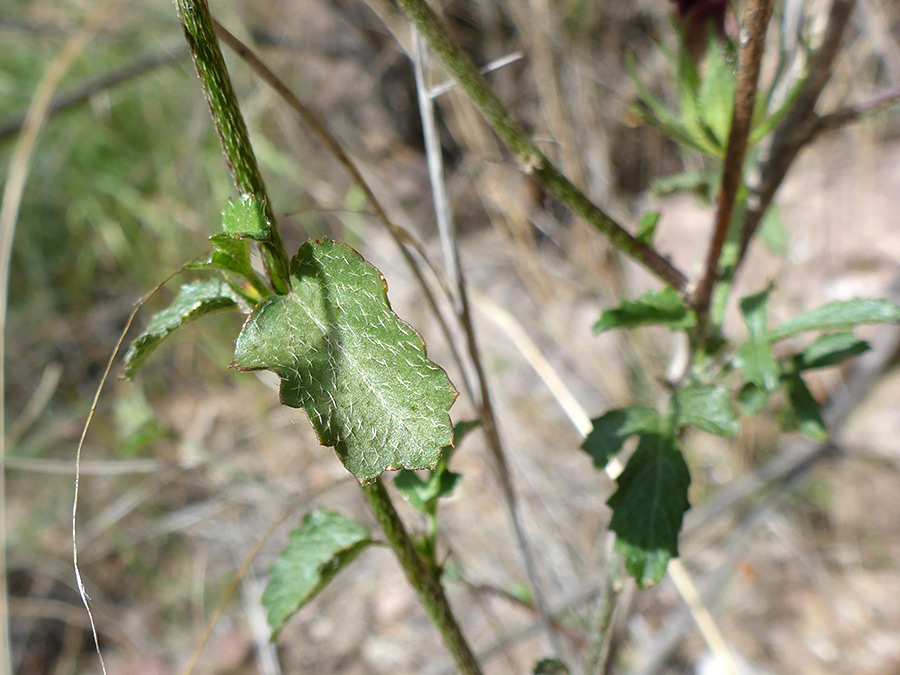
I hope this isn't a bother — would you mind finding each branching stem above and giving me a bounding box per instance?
[393,0,688,292]
[175,0,289,294]
[691,0,775,319]
[361,479,483,675]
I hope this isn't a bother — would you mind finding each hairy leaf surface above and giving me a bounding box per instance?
[262,509,371,636]
[123,279,241,379]
[232,239,456,483]
[608,433,691,587]
[796,332,870,370]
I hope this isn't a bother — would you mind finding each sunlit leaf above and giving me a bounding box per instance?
[736,340,780,392]
[671,385,740,437]
[608,433,690,587]
[262,509,372,636]
[232,239,456,483]
[122,279,241,379]
[737,382,769,416]
[222,194,271,240]
[594,287,696,333]
[769,298,900,341]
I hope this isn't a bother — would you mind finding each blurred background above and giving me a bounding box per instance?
[3,0,900,673]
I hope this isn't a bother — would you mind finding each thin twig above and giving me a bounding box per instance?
[691,0,775,317]
[0,16,103,674]
[807,83,900,140]
[736,0,854,267]
[391,0,688,292]
[411,28,563,658]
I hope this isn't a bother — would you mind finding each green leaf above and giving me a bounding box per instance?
[262,509,372,636]
[232,239,456,483]
[122,279,241,379]
[637,211,661,244]
[608,433,691,587]
[594,287,696,333]
[769,298,900,342]
[394,419,477,512]
[187,234,255,280]
[795,332,870,370]
[581,406,660,469]
[222,194,271,240]
[736,340,780,391]
[780,374,827,440]
[737,382,769,416]
[739,289,771,341]
[533,659,571,674]
[697,33,736,147]
[671,385,740,437]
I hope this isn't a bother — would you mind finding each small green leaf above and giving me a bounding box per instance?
[122,279,241,379]
[533,659,571,674]
[739,288,771,341]
[187,234,255,279]
[581,406,660,469]
[671,385,740,437]
[262,509,372,636]
[637,212,661,244]
[608,433,691,587]
[233,239,456,483]
[594,287,696,333]
[697,33,736,147]
[780,374,827,440]
[737,382,769,416]
[769,298,900,342]
[795,332,870,370]
[736,340,781,392]
[222,194,271,240]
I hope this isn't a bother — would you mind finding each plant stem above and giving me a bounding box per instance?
[691,0,775,319]
[393,0,688,293]
[175,0,289,294]
[361,479,483,675]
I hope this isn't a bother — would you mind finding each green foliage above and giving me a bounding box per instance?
[607,433,691,587]
[394,420,478,513]
[232,239,457,483]
[737,382,770,416]
[794,332,870,370]
[262,509,372,637]
[533,659,571,674]
[768,298,900,341]
[780,374,827,440]
[221,194,271,239]
[122,279,242,379]
[581,406,660,469]
[637,211,661,244]
[594,287,696,333]
[671,385,740,437]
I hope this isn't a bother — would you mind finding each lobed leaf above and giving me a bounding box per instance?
[262,509,372,636]
[232,239,457,483]
[769,298,900,342]
[222,194,271,240]
[594,287,696,333]
[581,406,660,469]
[122,279,241,379]
[608,433,691,587]
[671,385,740,437]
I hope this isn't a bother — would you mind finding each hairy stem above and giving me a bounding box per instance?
[691,0,775,319]
[175,0,289,294]
[361,479,483,675]
[393,0,688,292]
